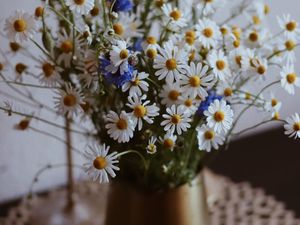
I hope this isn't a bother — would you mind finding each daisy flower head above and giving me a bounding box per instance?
[252,57,268,78]
[280,64,300,95]
[83,144,119,183]
[281,38,297,64]
[161,105,192,135]
[204,99,233,134]
[105,110,134,143]
[146,137,157,154]
[207,50,231,81]
[162,4,187,30]
[159,131,177,151]
[159,82,182,107]
[196,124,225,152]
[228,48,245,71]
[179,96,200,116]
[37,59,63,87]
[109,40,132,75]
[278,14,300,40]
[195,19,221,49]
[126,94,160,131]
[65,0,94,15]
[284,113,300,139]
[14,62,28,81]
[264,93,282,113]
[55,83,84,118]
[252,2,270,19]
[180,62,215,99]
[196,91,223,116]
[216,80,235,101]
[4,10,36,42]
[244,29,267,49]
[154,42,188,83]
[122,70,149,96]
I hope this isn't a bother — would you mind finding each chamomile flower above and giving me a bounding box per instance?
[83,144,119,183]
[264,93,282,112]
[280,64,300,95]
[126,94,160,130]
[179,96,199,115]
[161,105,191,135]
[122,71,149,96]
[280,38,297,63]
[146,137,157,154]
[196,124,225,152]
[65,0,94,15]
[112,12,143,39]
[252,57,268,78]
[37,59,62,86]
[284,113,300,139]
[162,4,187,30]
[14,63,28,81]
[159,82,182,106]
[204,99,233,134]
[142,36,160,51]
[228,48,245,71]
[105,111,134,143]
[180,62,215,99]
[4,10,36,42]
[55,84,84,118]
[244,29,267,49]
[195,19,221,49]
[207,50,231,81]
[159,131,177,151]
[154,42,187,83]
[216,81,235,101]
[278,14,300,40]
[109,40,131,74]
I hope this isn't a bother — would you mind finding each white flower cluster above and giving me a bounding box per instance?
[1,0,300,184]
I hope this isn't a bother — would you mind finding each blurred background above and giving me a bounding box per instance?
[0,0,300,217]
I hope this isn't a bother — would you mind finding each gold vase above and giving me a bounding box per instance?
[105,173,211,225]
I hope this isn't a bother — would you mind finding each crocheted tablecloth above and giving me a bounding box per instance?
[1,170,299,225]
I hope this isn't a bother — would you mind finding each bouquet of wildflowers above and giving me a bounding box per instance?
[1,0,300,192]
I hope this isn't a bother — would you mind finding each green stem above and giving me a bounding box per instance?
[117,150,148,170]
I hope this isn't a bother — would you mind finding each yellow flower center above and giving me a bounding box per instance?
[220,27,228,35]
[146,36,157,44]
[15,63,27,74]
[134,105,147,118]
[264,4,270,14]
[252,16,261,25]
[202,28,214,38]
[189,51,196,62]
[131,78,140,86]
[293,122,300,131]
[204,130,215,140]
[119,49,129,59]
[285,40,296,51]
[171,114,181,124]
[13,19,27,32]
[169,10,181,21]
[10,42,21,52]
[148,144,156,153]
[63,94,77,107]
[224,88,232,97]
[168,90,180,101]
[165,58,177,70]
[245,92,251,100]
[74,0,85,5]
[286,21,297,31]
[93,156,107,170]
[185,30,196,38]
[164,138,174,148]
[271,99,278,107]
[35,7,44,18]
[189,76,201,87]
[233,39,240,48]
[116,119,128,130]
[42,63,54,78]
[273,112,280,120]
[257,65,266,75]
[185,36,195,45]
[204,0,213,2]
[146,48,157,59]
[60,40,73,53]
[90,7,100,16]
[0,63,3,71]
[80,102,90,113]
[286,73,297,84]
[249,32,259,42]
[113,23,124,36]
[214,111,225,122]
[184,99,193,107]
[232,27,241,39]
[216,60,226,71]
[155,0,164,7]
[18,119,30,130]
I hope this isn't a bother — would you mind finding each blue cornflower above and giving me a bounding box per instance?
[110,0,133,12]
[197,92,223,116]
[99,57,133,88]
[130,38,143,52]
